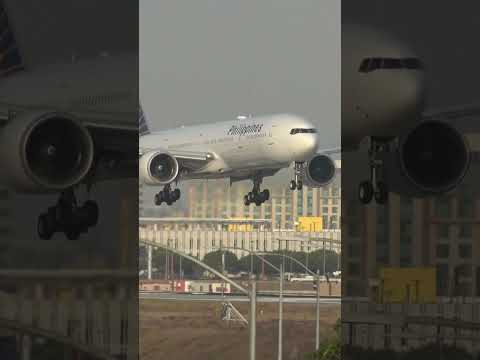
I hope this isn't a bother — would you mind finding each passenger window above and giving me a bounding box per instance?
[382,58,402,69]
[358,58,371,72]
[403,58,423,69]
[370,58,381,71]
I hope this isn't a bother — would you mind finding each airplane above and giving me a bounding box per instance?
[141,23,477,209]
[342,24,474,204]
[0,2,138,240]
[139,109,339,207]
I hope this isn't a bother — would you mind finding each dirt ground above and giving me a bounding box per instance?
[140,299,340,360]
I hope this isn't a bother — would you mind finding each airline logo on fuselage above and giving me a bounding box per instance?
[227,123,263,136]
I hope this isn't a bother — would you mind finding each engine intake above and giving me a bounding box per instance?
[25,117,93,189]
[0,112,94,192]
[399,121,470,193]
[139,150,179,185]
[303,154,336,187]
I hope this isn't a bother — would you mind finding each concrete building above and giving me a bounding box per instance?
[140,223,341,260]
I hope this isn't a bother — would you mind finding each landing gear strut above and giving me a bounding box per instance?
[154,184,181,206]
[358,138,389,205]
[244,176,270,206]
[289,162,303,191]
[37,188,99,240]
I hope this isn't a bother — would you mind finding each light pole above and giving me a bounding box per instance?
[278,264,284,360]
[315,269,321,351]
[147,245,152,280]
[250,275,257,360]
[322,240,326,276]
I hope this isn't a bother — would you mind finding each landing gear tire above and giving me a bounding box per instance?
[172,189,181,201]
[37,189,98,240]
[374,181,388,205]
[65,227,81,241]
[38,213,55,240]
[289,180,297,191]
[244,175,269,206]
[297,181,303,191]
[358,180,374,204]
[83,200,99,227]
[262,189,270,201]
[154,185,180,206]
[359,137,390,205]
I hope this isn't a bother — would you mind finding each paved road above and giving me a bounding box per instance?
[140,292,341,304]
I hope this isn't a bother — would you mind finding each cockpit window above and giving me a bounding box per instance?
[290,128,317,135]
[358,57,424,73]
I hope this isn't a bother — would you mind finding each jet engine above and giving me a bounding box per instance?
[139,150,179,185]
[0,112,94,192]
[398,120,470,194]
[302,154,337,187]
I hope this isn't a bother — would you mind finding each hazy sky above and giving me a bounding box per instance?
[140,0,340,149]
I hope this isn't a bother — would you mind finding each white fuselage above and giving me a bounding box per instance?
[0,53,138,130]
[140,114,319,180]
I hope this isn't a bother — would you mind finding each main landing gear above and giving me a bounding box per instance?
[244,176,270,206]
[358,138,389,205]
[37,188,99,241]
[154,184,181,206]
[289,162,303,191]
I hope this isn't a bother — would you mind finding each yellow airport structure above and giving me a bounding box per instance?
[227,222,253,232]
[296,216,323,232]
[377,267,436,304]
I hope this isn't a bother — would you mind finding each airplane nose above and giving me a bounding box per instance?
[309,133,319,152]
[399,71,426,118]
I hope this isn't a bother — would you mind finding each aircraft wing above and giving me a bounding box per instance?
[83,125,138,184]
[169,149,215,172]
[422,103,480,133]
[317,147,341,155]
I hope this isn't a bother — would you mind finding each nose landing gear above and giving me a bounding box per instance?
[289,162,304,191]
[37,189,99,240]
[154,184,181,206]
[244,176,270,206]
[358,138,389,205]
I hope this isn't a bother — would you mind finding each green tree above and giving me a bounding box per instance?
[306,318,341,360]
[202,250,238,273]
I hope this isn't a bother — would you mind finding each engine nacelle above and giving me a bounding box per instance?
[302,154,337,187]
[398,120,470,194]
[0,112,94,193]
[139,150,179,185]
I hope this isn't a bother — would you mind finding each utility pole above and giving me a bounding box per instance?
[315,269,321,352]
[306,239,310,274]
[222,250,226,298]
[278,264,284,360]
[179,256,183,280]
[165,245,168,280]
[249,275,257,360]
[147,245,152,280]
[322,240,326,276]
